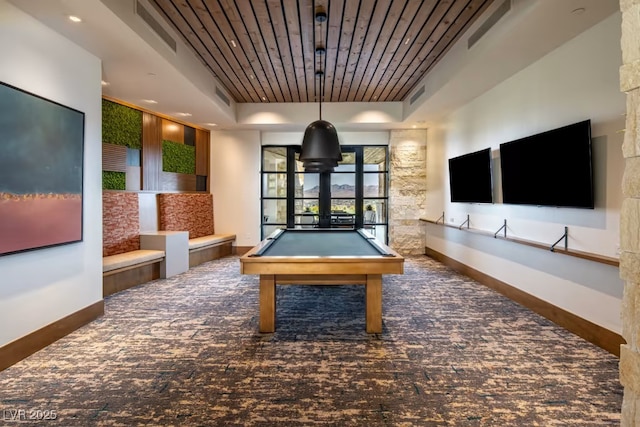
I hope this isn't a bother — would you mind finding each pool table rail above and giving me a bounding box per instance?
[240,257,403,275]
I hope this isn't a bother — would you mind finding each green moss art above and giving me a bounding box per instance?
[102,99,142,149]
[162,140,196,174]
[102,171,126,190]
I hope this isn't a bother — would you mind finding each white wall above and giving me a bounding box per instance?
[237,102,403,128]
[210,130,261,247]
[0,1,103,346]
[261,131,390,146]
[210,130,390,247]
[425,13,625,333]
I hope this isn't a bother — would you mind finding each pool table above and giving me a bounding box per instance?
[240,228,404,333]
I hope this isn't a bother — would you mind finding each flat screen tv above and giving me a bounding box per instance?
[499,119,593,209]
[448,147,493,203]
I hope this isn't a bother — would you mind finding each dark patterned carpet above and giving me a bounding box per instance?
[0,256,622,426]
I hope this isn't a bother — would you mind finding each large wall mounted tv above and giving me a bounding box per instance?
[499,119,593,209]
[448,147,493,203]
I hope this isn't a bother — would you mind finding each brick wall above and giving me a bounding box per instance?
[157,193,214,239]
[102,192,140,256]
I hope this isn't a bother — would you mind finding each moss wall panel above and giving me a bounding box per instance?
[102,171,126,190]
[162,140,196,174]
[102,99,142,149]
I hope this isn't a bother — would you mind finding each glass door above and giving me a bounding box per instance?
[292,147,357,229]
[329,148,357,228]
[261,147,288,237]
[292,156,320,228]
[261,145,389,242]
[362,146,388,239]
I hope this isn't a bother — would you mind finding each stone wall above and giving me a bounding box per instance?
[619,1,640,425]
[389,129,427,255]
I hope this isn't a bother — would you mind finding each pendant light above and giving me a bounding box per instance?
[299,5,342,172]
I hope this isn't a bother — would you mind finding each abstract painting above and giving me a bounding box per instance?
[0,82,84,256]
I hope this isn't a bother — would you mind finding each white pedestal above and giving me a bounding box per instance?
[140,231,189,278]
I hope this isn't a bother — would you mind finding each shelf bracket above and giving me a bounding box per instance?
[436,211,445,224]
[550,226,568,252]
[458,214,470,230]
[494,219,507,238]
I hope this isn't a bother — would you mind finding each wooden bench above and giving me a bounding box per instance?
[103,191,165,296]
[103,249,165,296]
[188,233,236,267]
[103,249,165,273]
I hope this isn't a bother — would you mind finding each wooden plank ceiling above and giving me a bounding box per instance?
[149,0,495,103]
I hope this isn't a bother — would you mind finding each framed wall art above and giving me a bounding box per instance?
[0,82,84,256]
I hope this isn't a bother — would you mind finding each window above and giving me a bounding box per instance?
[261,145,389,243]
[261,147,287,235]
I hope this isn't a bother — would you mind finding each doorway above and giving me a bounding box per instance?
[261,145,388,242]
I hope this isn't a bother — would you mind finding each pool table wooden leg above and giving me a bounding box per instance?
[365,274,382,333]
[259,275,276,333]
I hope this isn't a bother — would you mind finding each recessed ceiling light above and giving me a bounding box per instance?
[176,112,192,117]
[262,97,266,101]
[250,74,254,80]
[68,15,82,23]
[404,37,411,45]
[571,7,586,15]
[142,99,158,104]
[101,80,109,86]
[205,123,217,127]
[230,40,237,48]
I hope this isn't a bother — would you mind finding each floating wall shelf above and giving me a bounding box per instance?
[420,217,619,267]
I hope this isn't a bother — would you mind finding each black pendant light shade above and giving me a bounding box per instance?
[301,6,342,172]
[300,119,342,172]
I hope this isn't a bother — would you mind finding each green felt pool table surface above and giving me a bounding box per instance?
[251,228,390,257]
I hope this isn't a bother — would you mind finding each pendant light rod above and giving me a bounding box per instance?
[299,5,341,173]
[316,7,325,121]
[319,71,322,120]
